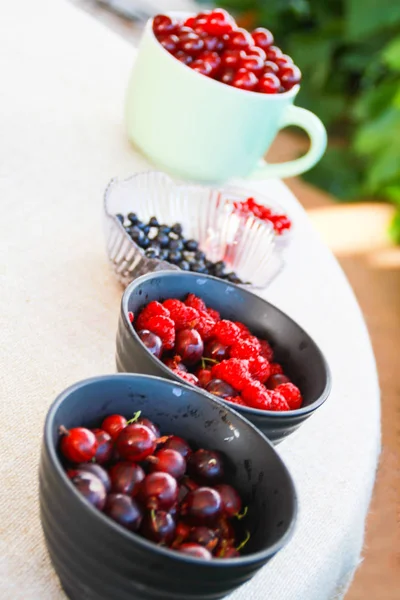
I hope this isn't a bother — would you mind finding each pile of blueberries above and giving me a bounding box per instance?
[116,213,244,284]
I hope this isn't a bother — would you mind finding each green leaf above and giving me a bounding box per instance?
[364,147,400,193]
[354,108,400,155]
[383,186,400,204]
[353,81,399,121]
[382,37,400,70]
[345,0,400,39]
[388,209,400,244]
[302,147,363,199]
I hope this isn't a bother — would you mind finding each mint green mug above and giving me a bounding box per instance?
[126,13,327,183]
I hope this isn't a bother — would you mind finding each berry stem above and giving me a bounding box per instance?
[236,530,250,552]
[236,505,248,520]
[126,410,142,425]
[202,357,219,364]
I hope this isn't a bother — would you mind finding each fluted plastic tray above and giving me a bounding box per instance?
[103,171,288,288]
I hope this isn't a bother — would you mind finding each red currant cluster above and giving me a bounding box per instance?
[59,414,248,560]
[152,9,301,94]
[234,197,292,235]
[133,294,303,411]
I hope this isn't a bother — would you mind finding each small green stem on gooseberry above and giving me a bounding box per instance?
[126,410,142,425]
[236,530,250,552]
[236,506,248,520]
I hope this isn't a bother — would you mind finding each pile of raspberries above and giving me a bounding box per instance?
[131,294,303,412]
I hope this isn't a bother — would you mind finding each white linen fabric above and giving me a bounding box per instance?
[0,1,380,599]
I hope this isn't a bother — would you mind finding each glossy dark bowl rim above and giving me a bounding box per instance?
[121,271,332,418]
[44,373,298,567]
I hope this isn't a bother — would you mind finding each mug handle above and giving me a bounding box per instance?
[250,105,327,180]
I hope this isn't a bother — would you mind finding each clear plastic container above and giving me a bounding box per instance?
[103,171,287,288]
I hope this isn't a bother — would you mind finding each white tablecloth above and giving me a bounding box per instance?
[0,1,380,599]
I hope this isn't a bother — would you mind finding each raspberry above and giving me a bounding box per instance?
[207,307,220,322]
[269,390,290,411]
[195,311,216,340]
[146,315,175,350]
[258,339,274,361]
[211,320,241,346]
[248,356,271,383]
[163,299,199,331]
[211,359,251,391]
[128,311,134,323]
[269,362,283,376]
[229,338,260,360]
[274,383,302,410]
[136,301,170,330]
[185,293,207,313]
[174,370,199,386]
[241,381,272,410]
[225,396,247,407]
[233,321,251,338]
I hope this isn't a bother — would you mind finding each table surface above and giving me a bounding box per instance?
[0,1,380,599]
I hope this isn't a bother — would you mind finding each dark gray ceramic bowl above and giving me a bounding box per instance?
[39,374,297,600]
[116,271,331,443]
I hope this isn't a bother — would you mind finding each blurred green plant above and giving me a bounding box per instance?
[217,0,400,242]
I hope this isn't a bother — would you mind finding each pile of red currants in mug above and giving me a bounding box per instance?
[59,413,249,560]
[133,294,303,412]
[152,9,301,94]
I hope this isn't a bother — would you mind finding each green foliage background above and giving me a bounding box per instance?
[217,0,400,241]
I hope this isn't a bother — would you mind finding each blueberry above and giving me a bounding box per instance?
[195,250,206,261]
[171,223,183,236]
[226,273,242,284]
[159,249,169,261]
[155,233,170,248]
[213,261,226,277]
[145,248,159,259]
[168,250,182,264]
[135,220,145,230]
[158,225,171,235]
[141,224,151,236]
[190,261,207,273]
[148,216,159,227]
[127,212,139,225]
[179,260,190,271]
[115,213,124,224]
[148,227,159,240]
[205,260,214,270]
[185,239,198,252]
[139,237,151,249]
[168,239,184,251]
[129,226,145,244]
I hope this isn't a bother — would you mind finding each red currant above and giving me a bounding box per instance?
[232,68,259,91]
[219,67,235,85]
[275,54,293,70]
[226,28,253,51]
[203,35,225,53]
[263,60,279,75]
[246,46,267,61]
[153,15,177,37]
[198,51,221,74]
[265,45,282,61]
[280,65,302,90]
[239,54,265,74]
[183,16,197,28]
[60,426,98,463]
[203,10,234,36]
[179,33,205,55]
[220,49,244,69]
[175,51,193,65]
[252,27,274,49]
[159,34,179,54]
[257,73,280,94]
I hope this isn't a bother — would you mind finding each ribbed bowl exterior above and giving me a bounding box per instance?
[116,271,331,444]
[39,374,297,600]
[103,171,286,289]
